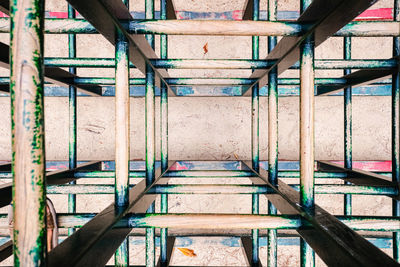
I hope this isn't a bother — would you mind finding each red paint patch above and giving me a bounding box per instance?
[170,162,189,170]
[232,10,242,21]
[332,161,392,172]
[48,11,68,18]
[355,8,393,21]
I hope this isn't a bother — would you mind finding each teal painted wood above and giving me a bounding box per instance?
[251,0,260,265]
[267,1,278,266]
[10,0,47,265]
[393,0,400,262]
[68,3,77,237]
[344,36,353,216]
[145,0,156,265]
[160,0,169,264]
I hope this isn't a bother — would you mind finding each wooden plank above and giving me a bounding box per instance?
[0,42,102,95]
[317,67,397,95]
[66,0,173,95]
[0,240,12,262]
[317,160,399,200]
[244,0,378,95]
[166,0,176,19]
[242,161,399,266]
[242,0,253,20]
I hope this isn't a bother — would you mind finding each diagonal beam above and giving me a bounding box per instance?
[47,161,175,267]
[0,0,9,15]
[317,66,398,95]
[244,0,378,96]
[0,42,102,95]
[242,161,399,266]
[0,161,101,209]
[166,0,176,19]
[66,0,174,96]
[0,240,12,262]
[317,160,400,200]
[156,236,175,267]
[242,0,253,20]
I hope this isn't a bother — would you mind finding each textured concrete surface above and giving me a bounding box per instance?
[0,0,396,266]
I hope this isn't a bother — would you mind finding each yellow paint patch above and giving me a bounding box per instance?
[177,248,197,257]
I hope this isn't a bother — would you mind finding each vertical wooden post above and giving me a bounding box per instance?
[68,3,77,237]
[299,0,315,266]
[392,0,400,262]
[114,1,130,266]
[10,0,46,265]
[267,0,278,265]
[160,0,169,264]
[343,36,352,216]
[251,0,260,265]
[145,0,156,265]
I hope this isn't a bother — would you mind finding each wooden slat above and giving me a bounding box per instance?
[0,240,12,262]
[66,0,174,95]
[244,0,378,95]
[0,161,101,209]
[241,237,261,267]
[0,42,102,95]
[317,160,400,200]
[242,0,253,20]
[317,67,397,95]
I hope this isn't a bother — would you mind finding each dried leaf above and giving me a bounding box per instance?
[233,153,239,160]
[203,42,208,54]
[177,247,197,257]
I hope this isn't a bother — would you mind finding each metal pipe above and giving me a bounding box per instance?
[10,0,46,265]
[68,4,77,237]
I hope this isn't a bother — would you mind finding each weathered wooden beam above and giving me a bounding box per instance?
[317,67,398,95]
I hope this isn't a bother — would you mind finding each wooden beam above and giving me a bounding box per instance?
[316,67,398,95]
